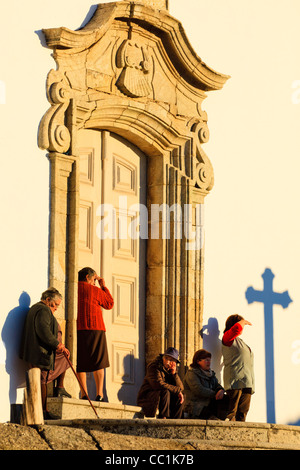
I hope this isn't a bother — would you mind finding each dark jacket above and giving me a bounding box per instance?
[183,366,224,418]
[137,355,184,417]
[20,301,59,370]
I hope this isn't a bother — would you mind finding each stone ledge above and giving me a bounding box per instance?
[2,420,300,450]
[46,418,300,450]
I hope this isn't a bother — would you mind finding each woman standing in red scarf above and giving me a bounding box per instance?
[76,267,114,401]
[222,315,254,421]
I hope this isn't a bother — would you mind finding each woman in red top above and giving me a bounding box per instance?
[77,267,114,401]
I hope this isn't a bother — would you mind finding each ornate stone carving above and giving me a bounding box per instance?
[38,70,71,154]
[191,120,214,192]
[116,40,153,98]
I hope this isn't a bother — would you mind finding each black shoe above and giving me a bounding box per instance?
[54,387,72,398]
[95,395,104,402]
[43,410,61,420]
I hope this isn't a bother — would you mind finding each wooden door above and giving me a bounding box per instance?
[78,129,146,405]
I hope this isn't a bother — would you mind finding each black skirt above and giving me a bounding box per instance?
[77,330,110,372]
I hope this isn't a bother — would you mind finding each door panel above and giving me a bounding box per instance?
[78,129,146,405]
[78,130,102,271]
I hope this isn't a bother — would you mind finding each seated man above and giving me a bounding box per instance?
[20,287,71,420]
[183,349,228,420]
[137,347,184,419]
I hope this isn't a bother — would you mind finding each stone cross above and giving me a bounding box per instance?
[245,268,292,423]
[138,0,169,10]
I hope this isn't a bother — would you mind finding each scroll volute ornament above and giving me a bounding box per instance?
[192,120,214,192]
[116,39,153,98]
[38,70,71,154]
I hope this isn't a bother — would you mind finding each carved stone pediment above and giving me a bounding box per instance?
[38,1,229,194]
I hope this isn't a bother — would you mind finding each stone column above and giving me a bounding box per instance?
[48,152,74,301]
[48,151,78,395]
[187,189,205,366]
[146,151,204,373]
[146,154,168,360]
[65,157,79,368]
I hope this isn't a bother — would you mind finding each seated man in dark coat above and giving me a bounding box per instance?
[137,347,184,419]
[20,287,70,419]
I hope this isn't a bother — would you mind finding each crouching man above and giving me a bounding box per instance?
[137,347,184,419]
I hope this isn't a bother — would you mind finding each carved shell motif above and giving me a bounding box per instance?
[116,40,153,98]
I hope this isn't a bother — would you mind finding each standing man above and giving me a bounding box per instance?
[20,287,70,419]
[137,347,184,418]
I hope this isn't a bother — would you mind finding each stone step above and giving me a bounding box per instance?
[47,417,300,450]
[47,397,143,420]
[46,398,300,450]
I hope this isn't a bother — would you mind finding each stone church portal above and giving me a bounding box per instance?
[38,0,229,399]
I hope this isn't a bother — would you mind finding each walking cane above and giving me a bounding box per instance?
[63,350,100,419]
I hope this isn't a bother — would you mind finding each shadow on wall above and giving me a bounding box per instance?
[202,269,294,426]
[84,355,142,406]
[200,317,223,382]
[245,268,292,424]
[1,292,30,404]
[289,418,300,426]
[117,355,142,406]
